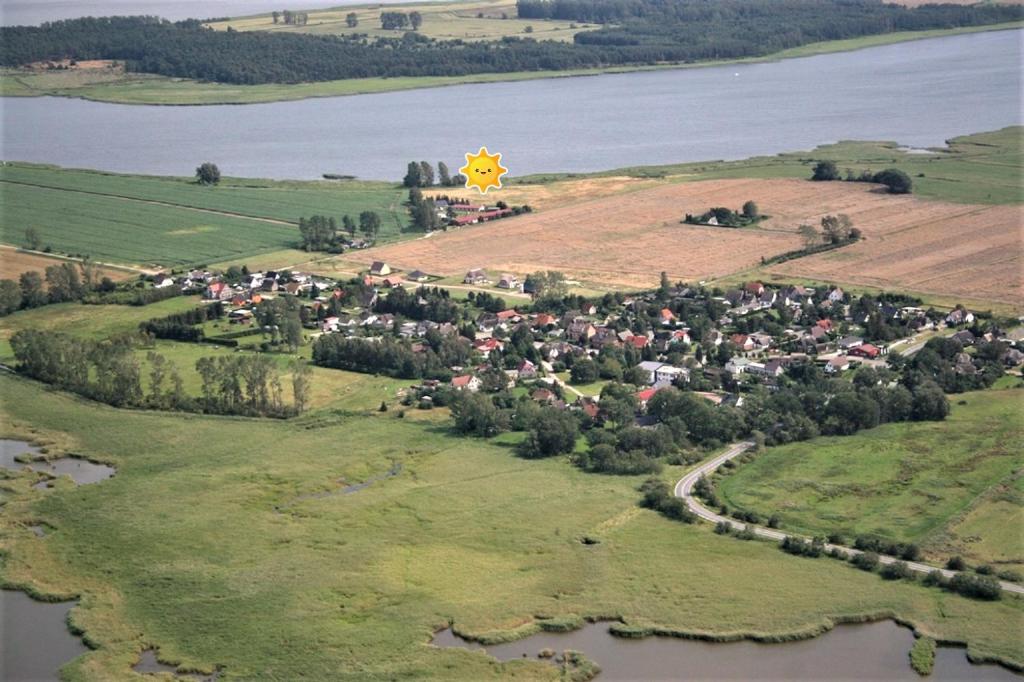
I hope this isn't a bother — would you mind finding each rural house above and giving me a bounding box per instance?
[369,261,391,276]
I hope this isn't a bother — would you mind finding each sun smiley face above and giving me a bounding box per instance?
[459,147,508,194]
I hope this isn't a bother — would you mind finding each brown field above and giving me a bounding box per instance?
[0,245,137,282]
[347,178,1022,302]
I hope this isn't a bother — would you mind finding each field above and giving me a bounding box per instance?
[717,389,1024,571]
[0,245,138,282]
[0,164,407,268]
[1,23,1018,106]
[206,0,595,43]
[2,374,1024,680]
[341,176,1021,305]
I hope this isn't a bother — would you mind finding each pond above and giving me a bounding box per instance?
[1,29,1020,180]
[433,620,1021,680]
[0,439,115,486]
[0,590,88,682]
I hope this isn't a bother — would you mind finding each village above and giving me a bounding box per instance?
[160,258,1024,428]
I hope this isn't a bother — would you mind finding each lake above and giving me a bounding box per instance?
[0,29,1020,180]
[433,620,1022,681]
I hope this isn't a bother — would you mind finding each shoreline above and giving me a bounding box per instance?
[0,22,1019,107]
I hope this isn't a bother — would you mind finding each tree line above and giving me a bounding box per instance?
[312,332,473,379]
[3,4,1018,85]
[9,328,311,417]
[298,212,381,252]
[403,161,464,188]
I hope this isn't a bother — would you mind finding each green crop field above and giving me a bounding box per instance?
[717,388,1024,569]
[0,164,408,268]
[2,374,1023,680]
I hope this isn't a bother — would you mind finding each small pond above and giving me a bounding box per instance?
[433,620,1021,680]
[0,590,88,682]
[0,439,115,486]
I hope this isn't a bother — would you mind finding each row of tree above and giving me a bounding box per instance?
[9,328,311,417]
[403,161,464,188]
[298,212,381,251]
[0,261,122,316]
[311,333,472,379]
[381,11,422,30]
[812,161,913,194]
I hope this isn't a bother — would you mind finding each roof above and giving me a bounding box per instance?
[451,375,475,387]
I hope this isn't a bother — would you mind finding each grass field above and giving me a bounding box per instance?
[717,389,1024,570]
[206,0,595,43]
[1,23,1018,105]
[1,374,1023,680]
[0,164,407,268]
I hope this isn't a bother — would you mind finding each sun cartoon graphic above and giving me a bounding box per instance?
[459,147,507,194]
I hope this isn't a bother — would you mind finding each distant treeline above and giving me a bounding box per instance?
[2,2,1020,85]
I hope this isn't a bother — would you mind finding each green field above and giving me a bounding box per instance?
[717,388,1024,569]
[206,0,594,43]
[1,23,1018,105]
[2,374,1023,680]
[0,164,407,267]
[553,126,1024,206]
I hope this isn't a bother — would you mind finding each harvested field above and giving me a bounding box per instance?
[0,245,137,281]
[347,178,1023,300]
[767,203,1023,307]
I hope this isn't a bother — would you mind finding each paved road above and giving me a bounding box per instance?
[674,442,1024,595]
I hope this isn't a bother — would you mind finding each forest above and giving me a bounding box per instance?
[1,1,1020,85]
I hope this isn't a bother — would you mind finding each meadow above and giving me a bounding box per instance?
[2,374,1023,680]
[717,388,1024,570]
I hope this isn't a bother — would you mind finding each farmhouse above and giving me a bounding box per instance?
[464,268,489,284]
[369,261,391,276]
[407,270,429,282]
[498,273,521,290]
[451,375,482,392]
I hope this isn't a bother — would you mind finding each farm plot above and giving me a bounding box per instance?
[768,203,1022,306]
[0,182,302,268]
[350,177,1022,303]
[0,245,137,281]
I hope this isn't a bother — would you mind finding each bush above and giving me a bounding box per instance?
[736,526,756,541]
[948,573,1001,601]
[780,536,823,558]
[879,560,915,581]
[767,514,781,529]
[872,168,912,194]
[997,570,1022,583]
[811,160,840,181]
[714,520,732,535]
[946,556,966,571]
[975,564,994,576]
[827,533,846,545]
[851,552,879,572]
[922,570,948,588]
[639,478,695,524]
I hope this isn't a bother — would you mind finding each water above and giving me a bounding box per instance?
[0,439,116,485]
[0,590,88,682]
[0,0,406,26]
[433,620,1021,681]
[1,30,1020,180]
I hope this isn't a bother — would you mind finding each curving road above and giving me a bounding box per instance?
[674,441,1024,595]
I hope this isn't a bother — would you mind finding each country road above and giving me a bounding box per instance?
[674,442,1024,595]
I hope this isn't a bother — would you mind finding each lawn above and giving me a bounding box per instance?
[717,388,1024,568]
[1,374,1023,681]
[0,163,408,267]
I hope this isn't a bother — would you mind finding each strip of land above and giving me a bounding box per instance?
[0,22,1018,106]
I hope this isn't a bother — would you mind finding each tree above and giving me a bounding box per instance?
[0,279,22,315]
[403,161,422,188]
[291,360,312,413]
[19,271,47,308]
[911,379,948,421]
[195,162,221,185]
[419,161,434,187]
[797,223,819,248]
[409,11,423,29]
[45,263,83,303]
[25,227,42,251]
[741,200,759,219]
[811,160,839,181]
[518,409,579,458]
[821,214,853,243]
[570,358,599,384]
[272,10,279,23]
[873,168,913,194]
[437,161,452,186]
[342,214,356,237]
[359,211,381,238]
[345,12,358,27]
[147,351,168,406]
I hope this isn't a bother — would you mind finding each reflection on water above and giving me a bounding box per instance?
[433,620,1021,681]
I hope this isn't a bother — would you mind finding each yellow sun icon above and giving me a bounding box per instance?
[459,147,508,194]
